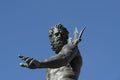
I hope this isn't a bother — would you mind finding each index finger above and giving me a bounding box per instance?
[19,55,29,61]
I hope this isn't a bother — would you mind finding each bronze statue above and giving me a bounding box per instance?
[19,24,85,80]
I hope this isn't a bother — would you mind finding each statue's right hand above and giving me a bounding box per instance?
[19,55,40,69]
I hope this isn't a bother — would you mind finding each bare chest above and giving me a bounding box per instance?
[46,64,76,80]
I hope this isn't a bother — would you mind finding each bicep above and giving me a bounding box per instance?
[61,45,77,63]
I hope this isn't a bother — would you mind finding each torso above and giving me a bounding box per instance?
[46,64,75,80]
[46,46,82,80]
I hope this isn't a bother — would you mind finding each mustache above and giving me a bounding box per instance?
[56,38,62,41]
[51,41,63,46]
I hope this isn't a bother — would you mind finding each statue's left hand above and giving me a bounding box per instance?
[19,55,40,69]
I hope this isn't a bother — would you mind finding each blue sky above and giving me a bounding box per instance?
[0,0,120,80]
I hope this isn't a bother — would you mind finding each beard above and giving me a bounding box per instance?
[50,39,67,53]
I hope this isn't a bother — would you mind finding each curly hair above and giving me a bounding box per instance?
[48,24,69,53]
[49,24,69,40]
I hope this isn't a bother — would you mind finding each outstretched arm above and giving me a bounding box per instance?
[39,46,77,68]
[19,44,78,69]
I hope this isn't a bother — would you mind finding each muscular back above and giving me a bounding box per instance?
[46,44,82,80]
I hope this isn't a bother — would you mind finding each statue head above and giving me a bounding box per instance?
[49,24,69,53]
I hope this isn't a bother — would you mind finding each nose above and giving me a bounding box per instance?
[58,34,61,38]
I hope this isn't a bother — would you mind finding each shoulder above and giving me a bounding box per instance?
[62,43,77,52]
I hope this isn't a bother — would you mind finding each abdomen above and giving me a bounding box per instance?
[46,64,77,80]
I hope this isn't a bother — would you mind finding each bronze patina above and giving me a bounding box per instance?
[19,24,85,80]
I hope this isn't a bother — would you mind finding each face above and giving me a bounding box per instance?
[50,27,68,53]
[53,28,64,43]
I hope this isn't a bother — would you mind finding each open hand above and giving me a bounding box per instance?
[19,55,40,69]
